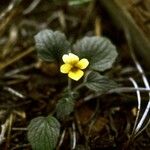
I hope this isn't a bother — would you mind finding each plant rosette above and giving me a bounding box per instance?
[35,29,118,79]
[27,29,118,150]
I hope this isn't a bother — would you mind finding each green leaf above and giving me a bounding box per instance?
[35,29,70,62]
[73,36,118,72]
[27,115,60,150]
[85,71,118,93]
[56,96,75,119]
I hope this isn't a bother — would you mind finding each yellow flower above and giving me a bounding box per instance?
[60,53,89,81]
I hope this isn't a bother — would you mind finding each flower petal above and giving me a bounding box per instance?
[68,69,84,81]
[60,64,72,73]
[62,54,69,63]
[62,53,79,64]
[76,58,89,69]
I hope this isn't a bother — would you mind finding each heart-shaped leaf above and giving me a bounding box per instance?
[27,115,60,150]
[73,36,118,72]
[56,90,77,119]
[85,71,118,93]
[56,96,75,119]
[35,29,70,62]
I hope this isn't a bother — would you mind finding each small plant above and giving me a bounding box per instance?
[27,29,118,150]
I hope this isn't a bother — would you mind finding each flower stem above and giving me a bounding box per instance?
[68,78,72,91]
[73,83,84,91]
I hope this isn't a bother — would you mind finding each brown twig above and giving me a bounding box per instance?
[0,47,35,71]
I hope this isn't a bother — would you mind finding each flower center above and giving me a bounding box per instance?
[71,66,78,72]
